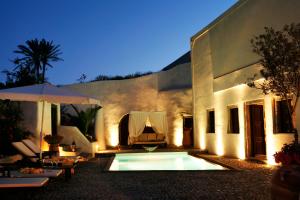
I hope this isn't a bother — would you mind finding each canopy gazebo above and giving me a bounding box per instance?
[128,111,168,146]
[0,83,101,157]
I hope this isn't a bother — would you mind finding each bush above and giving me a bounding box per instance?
[274,143,300,165]
[0,100,33,155]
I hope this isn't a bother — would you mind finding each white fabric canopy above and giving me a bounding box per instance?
[128,111,148,139]
[0,83,100,105]
[0,83,101,158]
[128,111,168,144]
[149,112,168,135]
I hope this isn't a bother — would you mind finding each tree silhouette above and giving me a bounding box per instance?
[14,39,63,83]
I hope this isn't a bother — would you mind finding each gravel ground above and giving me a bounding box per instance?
[1,155,275,200]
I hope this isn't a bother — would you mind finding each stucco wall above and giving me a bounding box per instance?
[64,63,192,150]
[158,63,191,91]
[192,0,300,78]
[21,101,52,151]
[58,125,93,153]
[192,0,300,164]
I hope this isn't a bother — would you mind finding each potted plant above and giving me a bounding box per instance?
[43,134,63,152]
[272,143,300,199]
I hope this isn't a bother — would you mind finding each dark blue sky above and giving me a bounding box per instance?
[0,0,237,84]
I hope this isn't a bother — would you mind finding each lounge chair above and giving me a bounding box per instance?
[22,139,77,157]
[0,154,23,165]
[9,168,62,178]
[22,139,43,155]
[12,142,39,163]
[12,142,79,162]
[11,142,80,180]
[0,177,49,188]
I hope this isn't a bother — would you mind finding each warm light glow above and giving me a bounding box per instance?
[264,95,276,165]
[214,93,224,156]
[41,133,49,151]
[173,116,183,147]
[41,142,49,151]
[200,115,206,150]
[214,83,247,95]
[238,102,245,160]
[214,83,248,158]
[216,125,224,156]
[145,117,151,127]
[58,147,76,157]
[108,124,119,147]
[200,129,206,150]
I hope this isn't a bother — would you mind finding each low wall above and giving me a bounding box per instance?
[58,125,93,153]
[63,63,192,150]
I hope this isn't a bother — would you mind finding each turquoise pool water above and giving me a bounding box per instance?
[109,152,227,171]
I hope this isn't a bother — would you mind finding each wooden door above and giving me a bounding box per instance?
[119,114,129,146]
[250,105,266,156]
[183,117,193,147]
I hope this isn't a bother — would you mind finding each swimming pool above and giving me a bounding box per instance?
[109,152,227,171]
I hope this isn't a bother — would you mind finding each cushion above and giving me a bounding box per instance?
[147,133,157,141]
[156,134,165,141]
[137,134,148,142]
[22,139,40,154]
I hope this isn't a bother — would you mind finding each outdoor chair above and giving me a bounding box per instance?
[0,177,49,188]
[22,139,46,157]
[0,154,23,165]
[12,142,78,180]
[9,168,62,178]
[23,139,77,157]
[12,142,40,163]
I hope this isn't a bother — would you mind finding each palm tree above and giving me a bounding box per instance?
[14,39,62,83]
[39,39,63,82]
[62,105,101,140]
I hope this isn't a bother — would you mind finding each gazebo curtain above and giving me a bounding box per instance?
[128,111,149,138]
[128,111,168,144]
[149,112,168,135]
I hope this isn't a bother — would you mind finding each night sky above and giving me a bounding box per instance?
[0,0,237,85]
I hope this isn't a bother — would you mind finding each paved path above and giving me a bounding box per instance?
[2,156,275,200]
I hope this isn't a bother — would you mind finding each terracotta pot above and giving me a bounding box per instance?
[271,165,300,200]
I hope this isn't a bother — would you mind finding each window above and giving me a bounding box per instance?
[207,110,215,133]
[274,100,293,133]
[228,107,239,133]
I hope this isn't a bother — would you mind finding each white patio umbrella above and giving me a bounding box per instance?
[0,83,101,158]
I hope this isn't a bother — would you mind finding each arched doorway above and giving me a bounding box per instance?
[119,114,129,146]
[118,113,156,146]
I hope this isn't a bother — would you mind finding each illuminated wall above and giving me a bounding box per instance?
[64,63,192,150]
[191,0,300,164]
[21,101,53,151]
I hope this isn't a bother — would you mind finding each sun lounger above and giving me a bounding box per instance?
[0,177,49,188]
[12,142,79,164]
[10,169,62,178]
[22,139,41,154]
[23,139,77,157]
[0,154,23,165]
[12,142,39,162]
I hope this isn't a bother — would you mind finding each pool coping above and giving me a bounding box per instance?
[190,153,240,171]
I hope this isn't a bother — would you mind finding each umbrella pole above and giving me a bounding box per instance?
[40,101,45,159]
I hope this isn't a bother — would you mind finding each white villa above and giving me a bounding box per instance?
[191,0,300,164]
[18,0,300,165]
[20,53,193,155]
